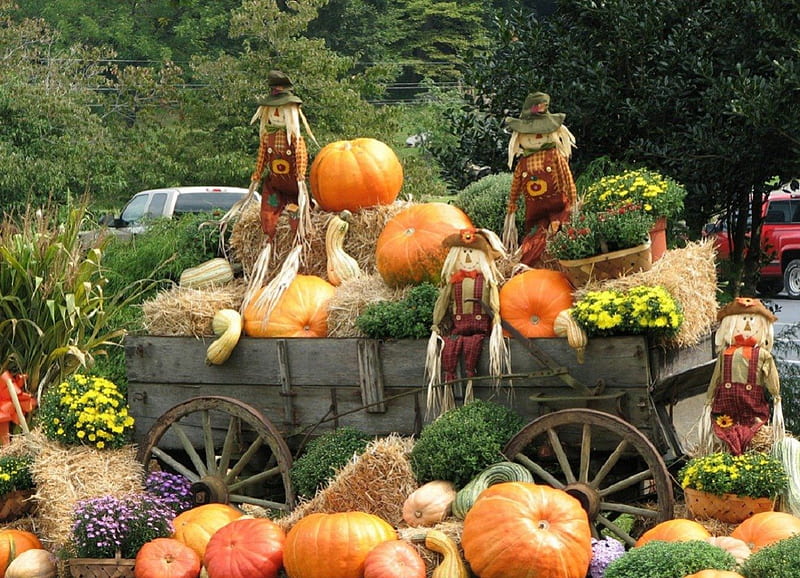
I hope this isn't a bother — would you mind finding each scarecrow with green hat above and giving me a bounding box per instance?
[503,92,577,267]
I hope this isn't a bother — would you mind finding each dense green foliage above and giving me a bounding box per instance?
[603,540,737,578]
[0,205,146,395]
[356,283,438,339]
[290,427,372,498]
[741,535,800,577]
[453,173,523,239]
[410,400,524,487]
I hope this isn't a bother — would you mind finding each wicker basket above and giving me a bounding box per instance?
[66,553,135,578]
[684,486,776,524]
[558,241,652,287]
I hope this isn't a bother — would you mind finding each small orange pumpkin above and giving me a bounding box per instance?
[243,275,336,338]
[634,519,711,547]
[499,269,574,337]
[731,510,800,552]
[310,138,403,212]
[461,482,592,578]
[134,538,201,578]
[0,530,42,576]
[172,503,243,560]
[363,540,426,578]
[402,480,456,527]
[375,203,473,288]
[283,511,396,578]
[204,518,285,578]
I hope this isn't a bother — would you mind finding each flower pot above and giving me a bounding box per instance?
[684,486,776,524]
[558,241,652,287]
[649,217,668,262]
[67,552,135,578]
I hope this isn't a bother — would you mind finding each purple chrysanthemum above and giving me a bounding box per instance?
[590,536,627,578]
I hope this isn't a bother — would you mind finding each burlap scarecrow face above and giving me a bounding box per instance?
[715,297,776,352]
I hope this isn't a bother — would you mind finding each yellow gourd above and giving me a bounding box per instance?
[554,308,588,363]
[425,530,469,578]
[325,211,362,286]
[206,309,242,365]
[180,258,234,289]
[402,480,456,526]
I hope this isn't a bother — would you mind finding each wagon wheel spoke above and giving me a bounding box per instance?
[136,396,295,512]
[504,408,674,544]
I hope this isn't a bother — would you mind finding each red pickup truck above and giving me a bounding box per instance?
[704,180,800,297]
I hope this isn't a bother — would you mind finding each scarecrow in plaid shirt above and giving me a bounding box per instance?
[425,228,509,415]
[250,69,317,243]
[699,297,784,455]
[503,92,577,267]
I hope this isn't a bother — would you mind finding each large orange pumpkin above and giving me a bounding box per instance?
[461,482,592,578]
[375,203,473,288]
[243,275,336,337]
[731,510,800,552]
[204,518,285,578]
[363,540,426,578]
[499,269,574,337]
[310,138,403,212]
[283,511,397,578]
[0,530,41,576]
[134,538,201,578]
[634,518,711,547]
[172,503,243,560]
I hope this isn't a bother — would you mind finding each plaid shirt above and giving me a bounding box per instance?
[251,129,308,184]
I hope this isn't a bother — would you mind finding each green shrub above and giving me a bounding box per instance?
[290,427,372,499]
[410,400,524,487]
[453,173,524,240]
[741,534,800,577]
[356,283,438,339]
[604,540,736,578]
[101,211,225,298]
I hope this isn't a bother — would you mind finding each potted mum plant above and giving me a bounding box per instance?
[679,451,787,524]
[581,168,687,261]
[548,203,655,286]
[67,493,174,577]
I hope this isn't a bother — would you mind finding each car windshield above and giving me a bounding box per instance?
[119,194,149,223]
[174,193,244,213]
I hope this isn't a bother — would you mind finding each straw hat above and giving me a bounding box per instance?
[505,92,565,134]
[256,70,303,106]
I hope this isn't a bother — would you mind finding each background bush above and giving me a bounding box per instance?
[453,173,524,240]
[356,283,438,339]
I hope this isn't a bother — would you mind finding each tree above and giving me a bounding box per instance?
[450,0,800,294]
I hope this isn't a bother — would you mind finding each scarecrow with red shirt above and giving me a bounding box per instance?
[425,228,509,415]
[503,92,577,267]
[698,297,784,455]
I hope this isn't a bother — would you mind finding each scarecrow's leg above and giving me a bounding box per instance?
[260,182,287,240]
[462,333,487,378]
[441,335,464,383]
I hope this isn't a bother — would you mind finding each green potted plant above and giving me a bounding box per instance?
[581,168,687,261]
[679,451,788,524]
[548,203,655,286]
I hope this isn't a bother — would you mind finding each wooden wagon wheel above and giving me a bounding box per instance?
[136,396,295,513]
[503,408,674,546]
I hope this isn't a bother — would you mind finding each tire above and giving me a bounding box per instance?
[784,259,800,298]
[757,279,784,296]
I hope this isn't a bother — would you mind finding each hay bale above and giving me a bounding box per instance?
[23,431,144,551]
[327,275,410,337]
[277,434,417,532]
[229,201,412,282]
[576,240,718,348]
[141,281,247,337]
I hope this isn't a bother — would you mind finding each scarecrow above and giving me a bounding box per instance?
[503,92,577,267]
[425,228,510,416]
[698,297,784,455]
[231,70,318,315]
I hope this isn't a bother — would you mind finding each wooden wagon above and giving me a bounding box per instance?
[126,332,715,545]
